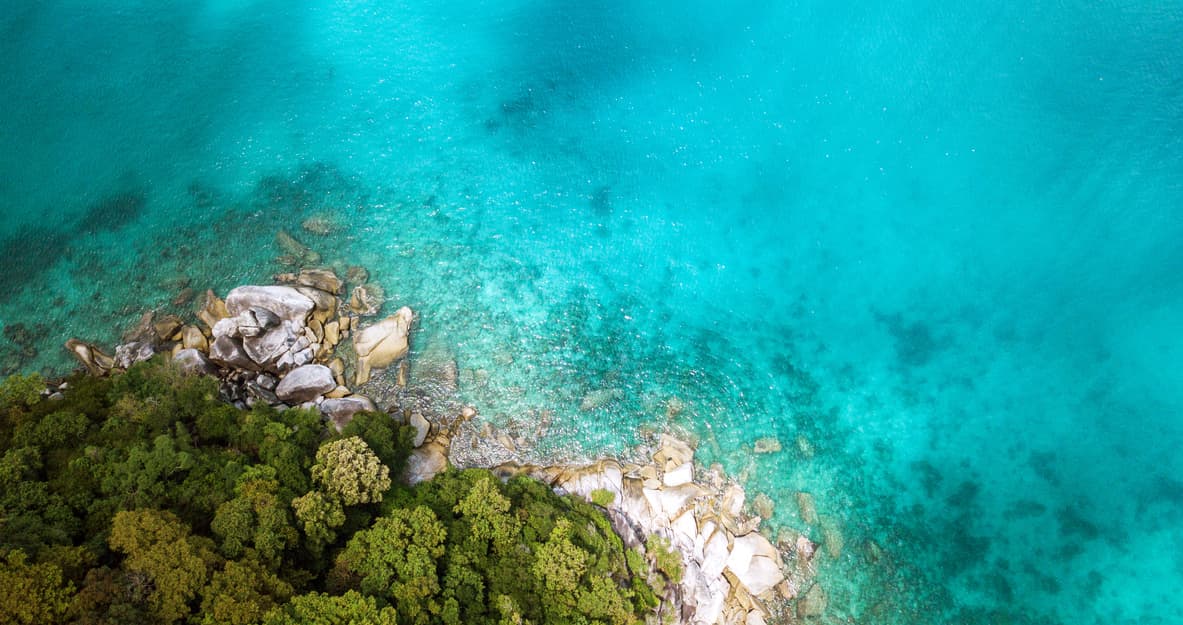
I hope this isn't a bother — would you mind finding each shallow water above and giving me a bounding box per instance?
[3,1,1182,623]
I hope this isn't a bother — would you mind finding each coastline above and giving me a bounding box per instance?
[57,264,817,624]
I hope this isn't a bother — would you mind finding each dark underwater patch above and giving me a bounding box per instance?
[876,311,946,368]
[0,225,69,302]
[77,190,146,233]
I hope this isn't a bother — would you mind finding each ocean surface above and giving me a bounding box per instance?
[3,1,1182,623]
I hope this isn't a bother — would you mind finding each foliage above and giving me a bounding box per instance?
[261,591,397,625]
[590,488,616,507]
[0,550,74,624]
[338,505,447,624]
[311,436,391,506]
[0,372,45,409]
[646,535,684,585]
[0,357,658,625]
[107,509,219,624]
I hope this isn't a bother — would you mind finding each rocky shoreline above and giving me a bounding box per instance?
[58,264,819,624]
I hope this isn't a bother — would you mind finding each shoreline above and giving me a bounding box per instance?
[55,264,819,624]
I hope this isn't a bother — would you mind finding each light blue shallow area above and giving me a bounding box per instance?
[3,1,1182,623]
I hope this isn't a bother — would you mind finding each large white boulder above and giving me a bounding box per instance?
[275,364,336,403]
[225,285,315,321]
[725,533,785,596]
[701,530,730,579]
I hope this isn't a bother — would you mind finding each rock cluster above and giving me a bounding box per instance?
[63,266,411,431]
[484,435,810,625]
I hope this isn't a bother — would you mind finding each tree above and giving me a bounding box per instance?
[261,591,397,625]
[531,517,592,623]
[532,518,589,596]
[311,437,391,506]
[0,550,74,625]
[453,475,521,554]
[210,466,298,566]
[199,557,294,625]
[292,490,346,556]
[337,411,416,476]
[99,434,195,510]
[12,409,87,451]
[0,372,45,409]
[338,505,447,624]
[107,509,219,624]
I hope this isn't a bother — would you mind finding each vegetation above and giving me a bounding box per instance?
[590,488,616,507]
[0,358,657,624]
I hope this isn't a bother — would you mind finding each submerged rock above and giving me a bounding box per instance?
[752,492,775,520]
[820,516,844,559]
[345,265,369,285]
[797,583,828,618]
[276,229,320,264]
[796,492,819,526]
[580,387,623,411]
[121,312,158,345]
[753,436,782,454]
[153,315,184,341]
[294,268,343,295]
[301,214,337,236]
[348,284,384,316]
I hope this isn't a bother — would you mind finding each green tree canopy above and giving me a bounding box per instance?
[261,590,398,625]
[338,505,447,624]
[107,509,219,624]
[0,550,74,625]
[311,436,391,506]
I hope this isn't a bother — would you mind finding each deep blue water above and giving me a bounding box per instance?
[3,2,1182,623]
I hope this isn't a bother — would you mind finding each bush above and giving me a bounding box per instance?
[590,488,616,507]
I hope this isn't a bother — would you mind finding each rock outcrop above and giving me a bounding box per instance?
[465,434,802,625]
[64,266,407,432]
[352,306,413,385]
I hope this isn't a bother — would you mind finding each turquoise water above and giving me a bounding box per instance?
[3,1,1182,622]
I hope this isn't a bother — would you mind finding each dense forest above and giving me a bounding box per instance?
[0,358,666,625]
